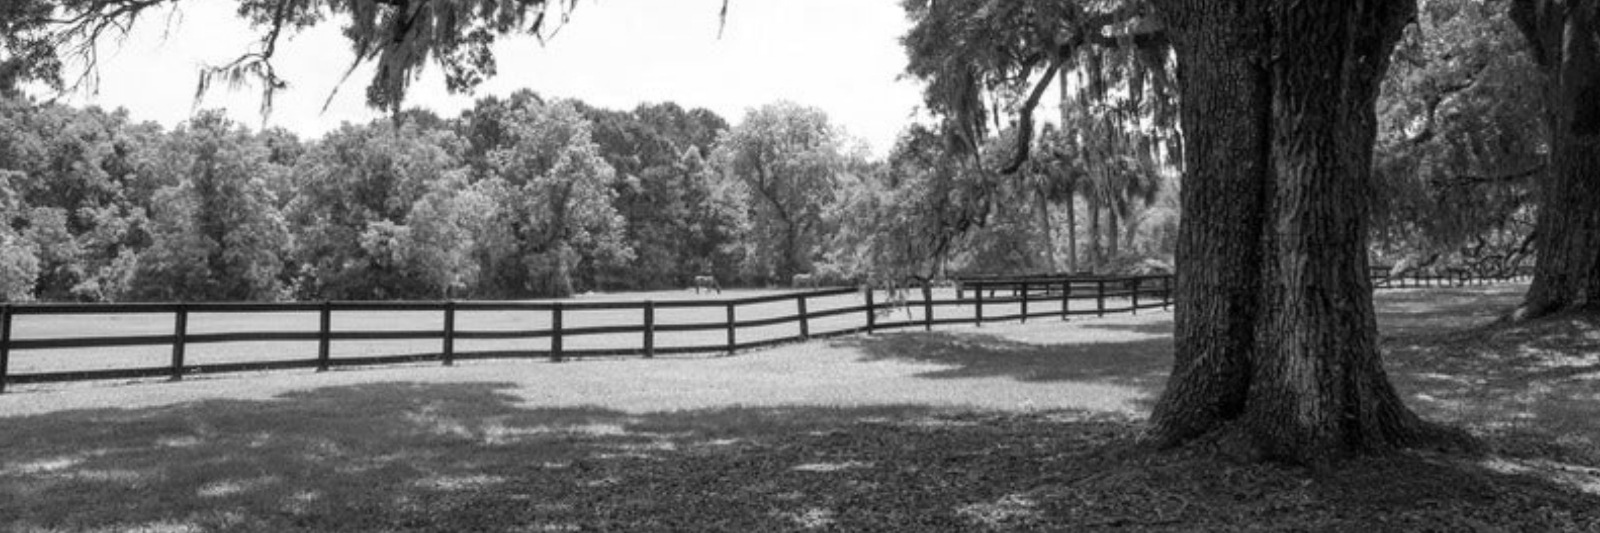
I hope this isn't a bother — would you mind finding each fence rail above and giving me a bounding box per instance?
[0,268,1531,392]
[1367,264,1535,289]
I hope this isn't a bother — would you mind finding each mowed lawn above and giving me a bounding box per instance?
[2,283,1598,532]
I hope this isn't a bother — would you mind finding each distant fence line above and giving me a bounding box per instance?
[1367,264,1535,289]
[0,267,1532,393]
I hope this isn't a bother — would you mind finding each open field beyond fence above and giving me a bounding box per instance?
[0,276,1177,390]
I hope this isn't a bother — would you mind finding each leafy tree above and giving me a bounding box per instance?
[0,234,39,301]
[908,0,1476,462]
[901,0,1175,276]
[288,118,466,299]
[575,101,736,289]
[713,102,853,283]
[0,170,39,300]
[634,102,728,158]
[0,98,163,300]
[827,124,1019,284]
[21,207,82,299]
[133,111,289,301]
[401,171,490,298]
[0,0,59,94]
[476,98,631,297]
[7,1,655,114]
[258,127,306,210]
[1370,0,1543,277]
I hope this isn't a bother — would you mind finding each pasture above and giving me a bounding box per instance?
[1,284,1152,383]
[2,283,1598,531]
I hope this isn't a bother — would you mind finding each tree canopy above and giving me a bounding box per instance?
[3,0,725,114]
[1371,0,1544,275]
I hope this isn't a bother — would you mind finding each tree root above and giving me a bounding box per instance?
[1148,416,1483,467]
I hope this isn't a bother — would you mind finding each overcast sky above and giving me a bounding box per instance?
[50,0,941,157]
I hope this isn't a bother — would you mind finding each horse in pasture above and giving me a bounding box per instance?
[691,275,722,294]
[792,272,819,289]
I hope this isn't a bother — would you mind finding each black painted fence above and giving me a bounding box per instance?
[0,276,1185,392]
[1367,264,1536,289]
[0,266,1532,393]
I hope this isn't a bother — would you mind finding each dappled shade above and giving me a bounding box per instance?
[840,322,1171,391]
[2,380,1597,531]
[1385,297,1600,468]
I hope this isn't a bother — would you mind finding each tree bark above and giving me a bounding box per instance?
[1108,206,1121,263]
[1038,191,1057,271]
[1062,66,1080,274]
[1512,0,1600,318]
[1088,193,1103,271]
[1066,187,1079,273]
[1147,0,1466,463]
[1146,0,1269,449]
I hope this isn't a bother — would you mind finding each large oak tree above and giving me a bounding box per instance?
[904,0,1474,463]
[1146,0,1469,463]
[1510,0,1600,318]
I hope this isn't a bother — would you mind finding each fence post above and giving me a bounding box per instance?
[1020,281,1029,323]
[1163,276,1172,310]
[0,305,10,394]
[171,303,188,381]
[865,289,876,334]
[551,302,564,363]
[975,285,984,327]
[1061,280,1071,320]
[442,300,456,367]
[798,295,810,339]
[317,300,332,372]
[1096,280,1106,317]
[725,302,736,355]
[923,284,933,332]
[1131,278,1140,315]
[644,300,655,359]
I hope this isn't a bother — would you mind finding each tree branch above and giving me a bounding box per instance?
[1427,164,1544,188]
[997,58,1062,174]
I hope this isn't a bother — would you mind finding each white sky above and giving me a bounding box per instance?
[48,0,951,157]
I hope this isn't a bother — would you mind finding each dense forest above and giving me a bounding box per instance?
[0,89,1181,302]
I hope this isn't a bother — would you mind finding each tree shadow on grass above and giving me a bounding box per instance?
[1373,284,1527,339]
[1,381,1597,531]
[1385,307,1600,469]
[835,328,1173,393]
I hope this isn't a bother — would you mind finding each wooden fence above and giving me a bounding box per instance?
[0,266,1533,393]
[0,276,1181,392]
[1367,265,1535,289]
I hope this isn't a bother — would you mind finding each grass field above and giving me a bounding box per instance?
[3,283,1597,531]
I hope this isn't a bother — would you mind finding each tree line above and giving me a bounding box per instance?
[0,90,1177,302]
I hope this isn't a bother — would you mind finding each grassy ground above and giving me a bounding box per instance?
[2,284,1598,532]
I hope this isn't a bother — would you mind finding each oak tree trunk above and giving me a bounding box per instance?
[1062,67,1081,274]
[1066,188,1079,273]
[1038,192,1057,271]
[1147,0,1466,463]
[1088,193,1103,271]
[1107,206,1121,263]
[1512,0,1600,318]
